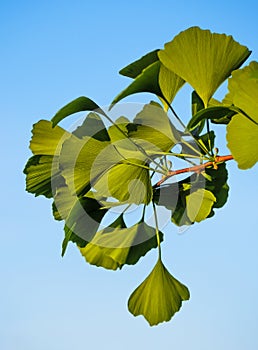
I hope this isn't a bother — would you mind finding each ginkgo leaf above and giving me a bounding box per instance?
[59,135,121,195]
[158,64,185,111]
[159,26,251,106]
[226,61,258,169]
[94,159,152,205]
[51,96,104,127]
[128,258,190,326]
[186,188,216,222]
[72,112,110,141]
[24,120,70,197]
[29,119,71,155]
[79,220,163,270]
[111,61,162,107]
[62,195,108,255]
[129,102,180,153]
[119,49,159,78]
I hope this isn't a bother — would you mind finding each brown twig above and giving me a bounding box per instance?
[153,155,233,188]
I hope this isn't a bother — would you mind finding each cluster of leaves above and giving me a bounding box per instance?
[24,27,258,326]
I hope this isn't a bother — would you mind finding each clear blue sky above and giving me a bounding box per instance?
[1,1,258,349]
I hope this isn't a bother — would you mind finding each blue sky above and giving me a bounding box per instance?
[1,1,258,349]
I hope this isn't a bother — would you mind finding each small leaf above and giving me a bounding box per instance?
[186,188,216,223]
[128,258,190,326]
[159,26,251,106]
[51,97,104,127]
[119,49,159,78]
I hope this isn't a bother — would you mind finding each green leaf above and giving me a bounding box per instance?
[226,61,258,169]
[190,91,205,136]
[29,120,71,156]
[187,106,237,131]
[158,64,185,111]
[159,26,251,106]
[62,195,108,256]
[128,258,190,326]
[119,49,159,78]
[51,97,104,127]
[24,155,65,198]
[186,188,216,223]
[129,102,180,153]
[72,112,110,141]
[111,61,162,107]
[24,120,70,198]
[94,158,152,205]
[59,135,121,196]
[79,220,163,270]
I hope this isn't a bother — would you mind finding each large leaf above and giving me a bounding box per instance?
[186,188,216,223]
[51,97,104,127]
[159,26,251,106]
[119,49,159,78]
[226,61,258,169]
[128,258,190,326]
[79,219,163,270]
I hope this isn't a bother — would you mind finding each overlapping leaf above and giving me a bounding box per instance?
[80,218,163,270]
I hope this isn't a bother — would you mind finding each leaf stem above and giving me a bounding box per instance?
[152,202,161,258]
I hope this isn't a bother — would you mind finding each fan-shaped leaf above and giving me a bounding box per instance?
[226,62,258,169]
[128,258,190,326]
[159,26,251,106]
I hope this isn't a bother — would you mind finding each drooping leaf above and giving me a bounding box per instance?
[226,61,258,169]
[128,258,190,326]
[51,97,104,127]
[79,220,163,270]
[119,49,159,78]
[159,26,251,106]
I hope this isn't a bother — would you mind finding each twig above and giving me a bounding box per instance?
[153,155,233,188]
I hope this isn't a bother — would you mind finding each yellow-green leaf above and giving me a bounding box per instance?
[226,61,258,169]
[186,188,216,222]
[159,26,251,106]
[128,258,190,326]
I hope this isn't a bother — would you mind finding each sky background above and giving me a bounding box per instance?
[1,1,258,349]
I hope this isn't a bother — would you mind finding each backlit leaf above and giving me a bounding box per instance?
[79,220,163,270]
[186,188,216,223]
[226,61,258,169]
[128,258,190,326]
[159,26,251,106]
